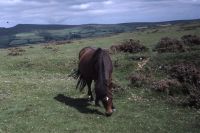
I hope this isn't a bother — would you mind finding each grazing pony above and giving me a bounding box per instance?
[74,47,115,116]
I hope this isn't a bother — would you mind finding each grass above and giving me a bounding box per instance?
[0,23,200,133]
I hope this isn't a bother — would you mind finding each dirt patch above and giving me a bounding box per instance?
[154,37,188,53]
[181,34,200,46]
[110,39,148,53]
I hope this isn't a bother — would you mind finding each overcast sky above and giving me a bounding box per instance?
[0,0,200,27]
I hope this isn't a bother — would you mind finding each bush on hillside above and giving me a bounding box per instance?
[43,45,53,49]
[184,86,200,109]
[151,79,182,95]
[7,47,26,56]
[154,37,188,53]
[181,34,200,46]
[170,63,200,108]
[110,39,148,53]
[170,63,200,88]
[129,73,150,87]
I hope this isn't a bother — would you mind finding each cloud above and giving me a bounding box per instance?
[0,0,200,27]
[103,0,113,5]
[70,3,92,10]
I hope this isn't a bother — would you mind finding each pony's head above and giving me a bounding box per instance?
[95,84,114,116]
[102,96,113,116]
[95,73,114,116]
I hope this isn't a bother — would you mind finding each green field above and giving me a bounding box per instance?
[0,22,200,133]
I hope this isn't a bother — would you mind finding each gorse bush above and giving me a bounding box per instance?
[181,34,200,46]
[170,63,200,108]
[154,37,188,53]
[170,63,200,88]
[151,79,182,95]
[110,39,148,53]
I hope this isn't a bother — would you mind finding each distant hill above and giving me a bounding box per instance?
[0,24,78,36]
[0,19,200,48]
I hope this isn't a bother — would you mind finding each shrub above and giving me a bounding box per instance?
[170,63,200,88]
[43,45,53,49]
[170,63,200,108]
[152,79,182,95]
[181,34,200,46]
[110,39,148,53]
[154,37,187,53]
[184,86,200,109]
[7,47,26,56]
[129,73,149,87]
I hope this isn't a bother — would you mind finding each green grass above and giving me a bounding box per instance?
[0,23,200,133]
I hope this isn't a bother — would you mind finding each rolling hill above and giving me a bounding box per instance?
[0,19,200,48]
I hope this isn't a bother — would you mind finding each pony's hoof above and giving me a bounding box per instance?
[88,96,94,102]
[105,112,112,117]
[89,100,95,104]
[88,98,94,102]
[90,99,94,102]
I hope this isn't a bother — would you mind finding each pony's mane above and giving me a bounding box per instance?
[93,48,107,99]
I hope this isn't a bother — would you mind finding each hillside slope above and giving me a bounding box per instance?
[0,19,199,48]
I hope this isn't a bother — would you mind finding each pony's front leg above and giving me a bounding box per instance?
[88,90,94,102]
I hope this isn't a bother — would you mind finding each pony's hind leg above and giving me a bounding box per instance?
[86,80,94,101]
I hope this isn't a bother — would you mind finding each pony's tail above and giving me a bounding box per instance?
[69,68,79,79]
[69,68,87,92]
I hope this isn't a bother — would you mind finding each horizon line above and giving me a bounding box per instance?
[1,18,200,29]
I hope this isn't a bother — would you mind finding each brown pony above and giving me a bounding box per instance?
[74,47,115,116]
